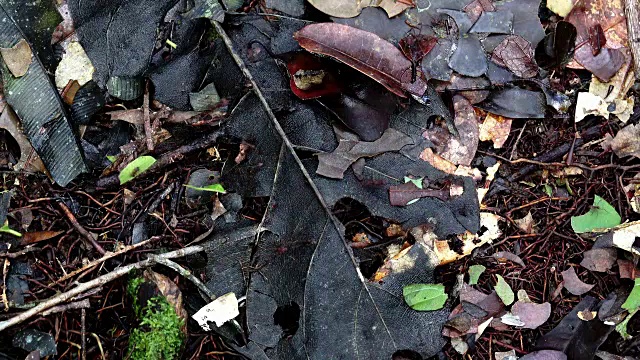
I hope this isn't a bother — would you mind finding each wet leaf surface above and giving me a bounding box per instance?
[535,296,614,359]
[295,23,427,97]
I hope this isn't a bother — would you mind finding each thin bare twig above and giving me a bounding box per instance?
[0,245,204,331]
[57,202,107,255]
[151,256,216,301]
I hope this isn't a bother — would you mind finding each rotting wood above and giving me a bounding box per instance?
[626,0,640,79]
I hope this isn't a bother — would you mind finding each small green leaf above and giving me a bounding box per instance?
[615,308,638,340]
[403,284,447,311]
[404,176,424,189]
[495,275,514,305]
[106,155,117,163]
[622,278,640,310]
[468,265,486,285]
[184,183,226,193]
[0,222,21,237]
[119,156,156,184]
[571,195,621,233]
[543,184,553,196]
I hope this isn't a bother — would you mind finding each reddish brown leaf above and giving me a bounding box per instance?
[19,231,64,246]
[294,23,427,98]
[561,267,594,295]
[285,52,341,100]
[399,33,437,64]
[388,182,450,206]
[588,24,607,56]
[463,0,496,22]
[492,35,538,78]
[617,259,639,279]
[580,248,617,272]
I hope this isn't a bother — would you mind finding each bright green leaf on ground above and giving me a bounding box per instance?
[468,265,486,285]
[0,222,21,237]
[119,156,157,184]
[622,278,640,310]
[106,155,117,163]
[616,308,638,340]
[571,195,621,233]
[495,275,514,305]
[403,283,447,311]
[184,183,226,193]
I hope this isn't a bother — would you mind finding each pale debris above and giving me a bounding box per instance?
[55,42,95,88]
[192,292,239,330]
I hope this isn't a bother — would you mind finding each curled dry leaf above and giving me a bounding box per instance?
[0,39,32,78]
[316,128,412,179]
[562,267,594,295]
[424,95,479,166]
[491,35,538,78]
[493,251,525,267]
[602,123,640,159]
[581,248,617,272]
[511,300,552,329]
[294,23,427,98]
[307,0,414,18]
[479,113,512,149]
[514,211,536,234]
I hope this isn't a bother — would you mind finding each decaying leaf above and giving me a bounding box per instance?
[192,292,239,330]
[521,350,568,360]
[478,85,546,118]
[0,6,87,186]
[491,35,538,78]
[308,0,413,18]
[54,41,94,88]
[0,107,45,174]
[495,350,517,360]
[0,39,32,78]
[19,231,64,246]
[511,300,552,329]
[294,23,427,97]
[534,296,613,359]
[479,113,512,149]
[468,265,486,285]
[565,0,628,81]
[389,181,452,206]
[514,211,536,234]
[495,275,514,306]
[416,212,502,265]
[581,248,617,272]
[578,310,598,321]
[617,259,639,279]
[602,124,640,159]
[317,128,412,179]
[493,251,525,267]
[546,0,573,16]
[424,95,479,166]
[562,267,594,295]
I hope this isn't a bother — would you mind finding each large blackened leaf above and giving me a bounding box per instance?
[535,296,614,360]
[477,85,547,118]
[0,5,87,186]
[204,20,480,358]
[68,0,179,86]
[0,0,61,72]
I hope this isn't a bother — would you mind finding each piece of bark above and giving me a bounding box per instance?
[625,0,640,80]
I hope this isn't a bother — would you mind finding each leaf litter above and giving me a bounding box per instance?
[0,0,639,358]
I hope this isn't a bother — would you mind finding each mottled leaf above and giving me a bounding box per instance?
[562,267,594,295]
[308,0,413,18]
[511,300,552,329]
[119,156,157,184]
[492,35,538,78]
[316,128,412,179]
[495,275,514,306]
[468,265,486,285]
[581,248,617,272]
